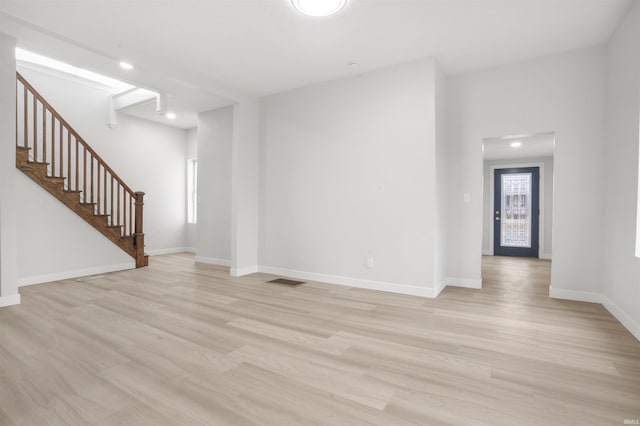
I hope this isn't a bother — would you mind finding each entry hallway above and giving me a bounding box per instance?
[0,254,638,425]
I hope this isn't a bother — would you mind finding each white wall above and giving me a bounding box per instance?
[446,46,606,294]
[0,33,20,306]
[260,58,438,296]
[16,67,189,283]
[186,127,197,251]
[230,99,260,276]
[603,2,640,340]
[482,156,554,258]
[195,107,233,266]
[434,64,448,289]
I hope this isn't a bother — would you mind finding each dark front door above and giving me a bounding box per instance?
[494,167,540,257]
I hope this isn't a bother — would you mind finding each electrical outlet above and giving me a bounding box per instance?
[366,258,374,269]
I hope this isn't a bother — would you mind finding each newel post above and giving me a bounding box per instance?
[134,191,146,267]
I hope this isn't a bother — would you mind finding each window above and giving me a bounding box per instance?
[187,159,198,224]
[637,127,640,257]
[501,173,532,248]
[636,109,640,258]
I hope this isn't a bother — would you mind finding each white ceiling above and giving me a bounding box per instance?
[483,132,555,161]
[118,96,201,130]
[0,0,632,128]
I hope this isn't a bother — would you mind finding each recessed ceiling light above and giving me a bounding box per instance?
[348,61,359,69]
[119,62,133,70]
[166,112,176,119]
[291,0,347,16]
[511,141,522,148]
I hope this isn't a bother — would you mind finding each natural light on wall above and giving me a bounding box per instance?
[15,48,134,94]
[187,159,198,224]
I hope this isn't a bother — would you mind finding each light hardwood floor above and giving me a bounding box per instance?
[1,254,638,425]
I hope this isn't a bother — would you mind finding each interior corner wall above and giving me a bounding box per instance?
[0,33,19,305]
[186,127,197,251]
[260,58,438,296]
[15,67,189,283]
[482,156,554,258]
[446,46,606,294]
[195,107,233,266]
[603,1,640,339]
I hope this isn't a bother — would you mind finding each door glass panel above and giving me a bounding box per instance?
[501,173,532,248]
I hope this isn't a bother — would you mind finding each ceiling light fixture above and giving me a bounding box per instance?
[291,0,347,16]
[119,62,134,70]
[511,141,522,148]
[166,112,176,119]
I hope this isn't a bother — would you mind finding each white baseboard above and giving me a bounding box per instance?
[18,262,135,287]
[482,250,493,256]
[195,256,231,267]
[146,247,194,256]
[549,286,602,304]
[445,277,482,289]
[184,247,196,254]
[550,286,640,342]
[601,296,640,342]
[434,279,448,297]
[258,265,437,298]
[540,253,552,260]
[231,266,259,277]
[0,293,21,307]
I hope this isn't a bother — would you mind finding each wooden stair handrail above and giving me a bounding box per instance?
[17,72,136,198]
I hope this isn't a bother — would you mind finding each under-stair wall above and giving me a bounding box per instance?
[16,171,136,284]
[15,66,190,285]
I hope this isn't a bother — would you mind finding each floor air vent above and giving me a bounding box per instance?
[267,278,305,286]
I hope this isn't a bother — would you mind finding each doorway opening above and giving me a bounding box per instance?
[482,132,554,259]
[481,132,555,294]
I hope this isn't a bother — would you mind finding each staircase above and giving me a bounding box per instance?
[15,72,148,268]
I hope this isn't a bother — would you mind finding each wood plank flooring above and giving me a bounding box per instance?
[0,254,638,425]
